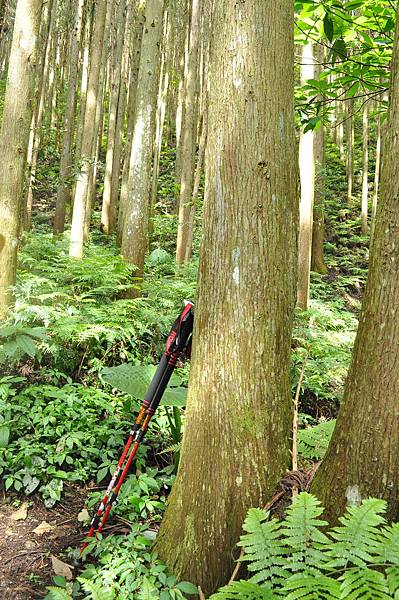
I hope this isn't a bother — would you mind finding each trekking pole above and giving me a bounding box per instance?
[79,301,194,557]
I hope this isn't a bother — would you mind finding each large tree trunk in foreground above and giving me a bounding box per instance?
[0,0,41,319]
[155,1,298,593]
[311,11,399,524]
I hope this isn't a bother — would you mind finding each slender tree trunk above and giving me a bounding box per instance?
[83,0,112,241]
[101,0,127,234]
[311,10,399,524]
[0,0,41,319]
[337,97,345,163]
[69,0,108,259]
[297,43,315,310]
[121,0,164,281]
[184,105,207,263]
[74,12,92,167]
[155,1,298,593]
[54,0,85,234]
[311,44,326,274]
[25,0,57,229]
[346,99,354,205]
[117,3,145,245]
[149,8,170,219]
[361,101,369,235]
[371,113,381,241]
[175,0,200,264]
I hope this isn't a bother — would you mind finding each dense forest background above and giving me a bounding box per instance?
[0,0,398,599]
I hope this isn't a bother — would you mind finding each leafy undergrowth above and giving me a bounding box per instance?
[211,493,399,599]
[0,135,375,598]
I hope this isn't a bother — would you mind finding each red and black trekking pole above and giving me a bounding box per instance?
[79,301,194,558]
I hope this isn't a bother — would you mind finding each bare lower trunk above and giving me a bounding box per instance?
[54,0,85,234]
[0,0,41,318]
[371,113,381,241]
[120,0,164,281]
[297,43,315,310]
[361,101,369,235]
[69,0,108,259]
[155,2,298,593]
[175,0,200,264]
[346,99,354,205]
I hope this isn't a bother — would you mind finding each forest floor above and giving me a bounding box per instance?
[0,487,85,599]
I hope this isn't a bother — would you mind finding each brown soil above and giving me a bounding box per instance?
[0,486,86,599]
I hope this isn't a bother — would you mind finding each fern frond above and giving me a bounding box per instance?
[298,420,335,460]
[44,587,73,600]
[80,578,115,600]
[209,581,276,599]
[327,498,387,568]
[339,567,391,599]
[376,523,399,565]
[282,492,329,573]
[282,573,340,599]
[386,566,399,597]
[238,508,287,585]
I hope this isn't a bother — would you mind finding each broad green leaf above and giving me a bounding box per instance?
[324,13,334,42]
[16,334,37,357]
[0,425,10,448]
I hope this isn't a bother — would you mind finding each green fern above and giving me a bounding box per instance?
[238,508,287,586]
[327,498,387,568]
[297,420,335,460]
[282,493,330,574]
[282,573,340,599]
[209,581,276,599]
[339,567,391,599]
[210,494,399,600]
[44,587,73,600]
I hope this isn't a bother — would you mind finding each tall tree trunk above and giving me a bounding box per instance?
[25,0,57,230]
[311,44,326,274]
[101,0,127,234]
[69,0,108,259]
[371,112,381,241]
[120,0,163,281]
[346,99,354,205]
[117,3,145,245]
[311,10,399,524]
[337,97,345,163]
[361,101,369,235]
[297,43,315,310]
[184,104,207,263]
[0,0,41,319]
[54,0,86,235]
[155,1,298,593]
[175,0,200,264]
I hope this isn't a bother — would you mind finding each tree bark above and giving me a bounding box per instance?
[361,101,369,235]
[117,2,144,245]
[175,0,200,264]
[101,0,127,234]
[54,0,86,234]
[371,112,381,241]
[69,0,108,259]
[154,1,298,593]
[121,0,163,280]
[297,43,315,310]
[346,99,354,205]
[311,45,326,275]
[0,0,41,319]
[311,10,399,524]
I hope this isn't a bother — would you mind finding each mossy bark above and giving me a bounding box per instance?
[311,11,399,524]
[154,1,298,594]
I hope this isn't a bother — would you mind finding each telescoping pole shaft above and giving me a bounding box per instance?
[80,302,194,557]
